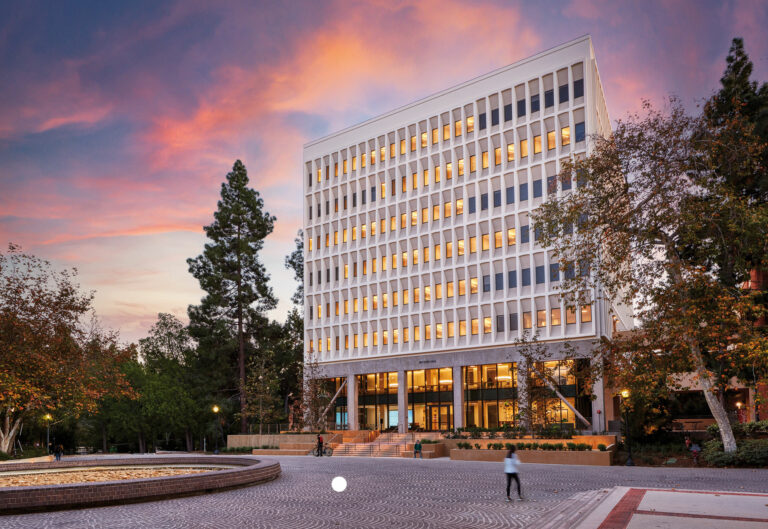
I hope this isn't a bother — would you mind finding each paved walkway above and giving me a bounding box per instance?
[2,455,768,528]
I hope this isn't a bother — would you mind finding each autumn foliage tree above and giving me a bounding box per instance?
[0,244,132,454]
[533,100,768,453]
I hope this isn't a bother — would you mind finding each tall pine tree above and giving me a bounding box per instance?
[187,160,277,433]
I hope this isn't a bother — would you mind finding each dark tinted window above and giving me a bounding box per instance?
[479,113,487,130]
[506,186,515,204]
[468,196,476,214]
[534,226,542,241]
[564,263,576,280]
[531,94,540,113]
[509,313,519,331]
[547,175,556,194]
[317,270,322,284]
[335,266,339,281]
[535,265,545,284]
[522,268,531,286]
[574,79,584,98]
[482,275,491,292]
[520,225,529,243]
[562,176,572,191]
[362,189,366,204]
[559,84,569,104]
[508,270,517,288]
[326,269,330,282]
[370,186,376,202]
[491,108,499,126]
[493,190,501,208]
[309,207,312,220]
[353,192,357,207]
[550,263,560,282]
[308,173,312,187]
[504,104,513,121]
[575,122,586,142]
[519,183,528,201]
[495,273,503,290]
[545,89,554,108]
[563,222,573,235]
[533,179,542,198]
[496,315,504,333]
[517,99,526,117]
[325,201,329,215]
[481,193,488,210]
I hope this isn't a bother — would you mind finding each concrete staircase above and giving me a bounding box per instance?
[527,488,613,529]
[334,431,444,457]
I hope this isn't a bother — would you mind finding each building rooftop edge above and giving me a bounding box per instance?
[303,34,593,149]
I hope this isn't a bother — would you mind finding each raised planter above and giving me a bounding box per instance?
[450,449,612,466]
[442,434,616,451]
[0,455,280,514]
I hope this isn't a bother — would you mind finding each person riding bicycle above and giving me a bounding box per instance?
[690,442,701,465]
[316,434,323,457]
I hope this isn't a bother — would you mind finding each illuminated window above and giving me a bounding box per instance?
[334,231,339,245]
[434,283,442,299]
[344,264,349,278]
[562,126,571,146]
[393,329,398,343]
[402,176,407,193]
[373,331,378,346]
[447,281,454,297]
[335,302,339,316]
[424,324,431,340]
[507,144,515,161]
[380,146,385,161]
[352,156,357,170]
[309,238,313,251]
[421,132,428,148]
[412,172,418,190]
[343,159,348,173]
[551,308,561,326]
[423,246,429,262]
[470,155,477,172]
[390,143,396,158]
[422,207,429,223]
[317,168,321,182]
[372,295,377,310]
[424,286,431,302]
[521,139,528,158]
[494,231,502,248]
[471,318,479,335]
[413,249,419,265]
[444,201,452,218]
[344,300,349,314]
[393,291,398,306]
[371,150,375,164]
[434,166,440,183]
[400,139,406,155]
[381,182,386,199]
[433,205,440,221]
[432,128,438,144]
[403,289,409,304]
[467,116,474,133]
[458,279,466,296]
[411,211,418,226]
[414,325,420,341]
[446,162,453,180]
[363,296,368,311]
[325,233,329,247]
[456,198,463,215]
[372,258,377,273]
[447,321,454,337]
[443,124,450,140]
[458,239,465,256]
[400,214,406,229]
[414,287,420,303]
[494,147,501,165]
[455,120,462,137]
[343,228,348,243]
[533,135,542,154]
[392,254,397,269]
[354,334,358,347]
[403,327,408,342]
[484,317,492,334]
[363,332,368,346]
[401,252,407,268]
[434,244,441,261]
[344,335,348,349]
[370,222,375,236]
[470,277,478,294]
[507,228,516,246]
[581,305,592,322]
[458,158,465,176]
[362,153,366,167]
[317,304,322,318]
[435,322,442,338]
[481,234,489,251]
[352,226,357,240]
[354,298,359,312]
[423,169,429,186]
[523,312,532,329]
[411,136,416,152]
[537,309,547,327]
[446,241,453,258]
[482,151,488,169]
[469,236,477,253]
[382,255,387,271]
[334,163,338,177]
[547,131,556,150]
[459,320,467,336]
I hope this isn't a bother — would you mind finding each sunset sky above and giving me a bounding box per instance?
[1,0,767,343]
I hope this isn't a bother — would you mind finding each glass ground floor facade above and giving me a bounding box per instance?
[326,360,592,432]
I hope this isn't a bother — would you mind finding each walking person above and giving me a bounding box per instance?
[414,440,423,459]
[504,445,523,501]
[54,444,63,462]
[316,434,323,457]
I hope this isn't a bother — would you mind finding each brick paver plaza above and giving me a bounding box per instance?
[3,455,768,528]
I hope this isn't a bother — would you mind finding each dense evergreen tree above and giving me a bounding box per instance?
[187,160,277,433]
[285,230,304,306]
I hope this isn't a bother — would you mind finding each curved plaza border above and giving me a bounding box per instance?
[0,455,280,514]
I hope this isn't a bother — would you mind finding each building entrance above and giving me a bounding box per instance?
[427,404,452,431]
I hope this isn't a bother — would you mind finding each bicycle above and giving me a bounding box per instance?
[310,446,333,457]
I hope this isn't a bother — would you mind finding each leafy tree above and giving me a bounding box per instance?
[187,160,277,433]
[285,230,304,306]
[533,100,768,453]
[245,349,281,435]
[0,244,132,454]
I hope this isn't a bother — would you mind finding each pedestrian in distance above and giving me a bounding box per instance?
[504,445,523,501]
[414,440,423,459]
[54,444,63,462]
[316,434,323,457]
[690,442,701,466]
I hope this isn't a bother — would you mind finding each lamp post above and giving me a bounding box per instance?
[620,389,634,466]
[43,414,52,454]
[212,405,220,454]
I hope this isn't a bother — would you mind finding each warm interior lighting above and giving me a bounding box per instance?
[736,401,743,409]
[496,376,512,380]
[439,379,452,384]
[389,383,398,387]
[620,389,630,399]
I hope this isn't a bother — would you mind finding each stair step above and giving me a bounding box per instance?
[529,488,614,529]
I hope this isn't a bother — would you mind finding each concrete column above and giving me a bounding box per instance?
[516,362,529,431]
[591,374,605,433]
[398,370,408,433]
[452,365,464,430]
[347,374,358,431]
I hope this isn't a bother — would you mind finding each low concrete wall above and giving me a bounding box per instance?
[450,449,612,466]
[0,455,54,465]
[0,455,280,514]
[228,433,341,449]
[251,449,308,456]
[406,443,448,457]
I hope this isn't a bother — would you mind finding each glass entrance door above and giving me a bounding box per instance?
[427,404,453,431]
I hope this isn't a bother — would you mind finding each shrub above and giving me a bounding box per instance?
[554,443,565,451]
[505,442,514,450]
[577,443,592,451]
[737,439,768,467]
[566,442,577,451]
[703,440,737,467]
[597,444,607,451]
[530,443,539,450]
[474,443,481,450]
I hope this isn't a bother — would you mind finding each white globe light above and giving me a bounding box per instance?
[331,476,347,492]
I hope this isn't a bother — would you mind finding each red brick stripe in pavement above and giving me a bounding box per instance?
[597,488,647,529]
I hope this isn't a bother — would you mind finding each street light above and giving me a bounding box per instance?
[212,405,220,454]
[43,414,53,454]
[620,389,634,466]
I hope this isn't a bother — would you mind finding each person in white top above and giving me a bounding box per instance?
[504,445,523,501]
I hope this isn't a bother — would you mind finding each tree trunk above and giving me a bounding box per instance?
[185,429,193,452]
[102,424,108,453]
[0,410,23,455]
[237,225,247,434]
[138,431,146,454]
[690,340,738,452]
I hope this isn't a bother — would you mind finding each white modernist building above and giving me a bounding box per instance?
[302,35,630,434]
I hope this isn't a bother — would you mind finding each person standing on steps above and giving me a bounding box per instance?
[316,434,323,457]
[414,440,423,459]
[504,445,523,501]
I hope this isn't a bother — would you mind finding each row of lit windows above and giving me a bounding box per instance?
[308,78,585,187]
[308,305,592,353]
[307,124,584,203]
